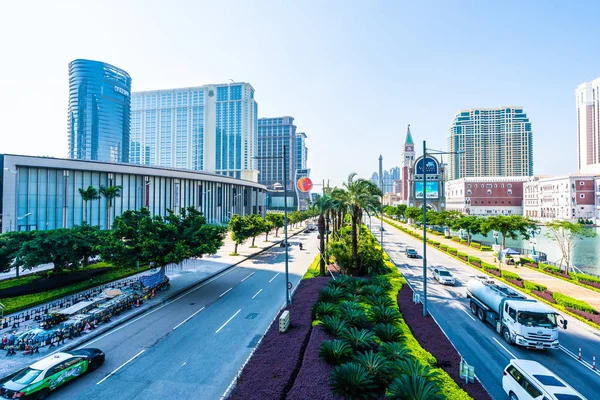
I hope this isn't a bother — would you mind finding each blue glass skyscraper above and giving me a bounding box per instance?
[68,59,132,163]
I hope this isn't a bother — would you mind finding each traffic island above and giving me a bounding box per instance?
[397,284,491,400]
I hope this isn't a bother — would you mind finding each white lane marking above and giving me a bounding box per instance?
[216,309,242,333]
[84,266,238,347]
[220,287,233,297]
[492,337,517,359]
[172,307,205,330]
[182,361,187,366]
[96,349,145,385]
[559,345,600,377]
[461,308,476,322]
[252,289,263,299]
[241,272,255,282]
[269,273,280,283]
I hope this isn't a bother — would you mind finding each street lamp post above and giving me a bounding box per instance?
[528,226,541,258]
[421,141,464,317]
[254,144,291,306]
[231,193,243,218]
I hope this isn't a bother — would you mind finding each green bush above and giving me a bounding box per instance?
[469,242,481,249]
[460,239,467,244]
[467,256,481,264]
[447,248,458,256]
[312,301,338,320]
[378,342,409,362]
[373,323,403,343]
[523,281,547,292]
[363,294,394,309]
[319,340,354,365]
[353,350,394,387]
[386,374,441,400]
[342,327,377,351]
[519,257,535,265]
[456,252,467,258]
[481,246,492,251]
[540,264,562,274]
[481,262,499,272]
[339,302,369,328]
[552,292,597,314]
[318,286,346,303]
[501,271,521,281]
[573,273,600,284]
[361,284,386,297]
[368,305,401,325]
[329,362,378,400]
[451,237,460,242]
[322,315,350,337]
[371,275,392,290]
[439,244,448,251]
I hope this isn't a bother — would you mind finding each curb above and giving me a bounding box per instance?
[0,231,305,380]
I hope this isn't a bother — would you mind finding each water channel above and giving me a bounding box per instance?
[470,226,600,276]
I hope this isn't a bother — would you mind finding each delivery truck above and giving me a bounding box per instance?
[466,277,567,349]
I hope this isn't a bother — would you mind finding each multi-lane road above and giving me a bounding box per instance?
[373,221,599,399]
[45,231,317,399]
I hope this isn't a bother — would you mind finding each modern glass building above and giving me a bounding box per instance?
[295,132,308,171]
[257,117,298,190]
[131,83,258,181]
[0,154,266,232]
[446,107,533,180]
[68,59,132,163]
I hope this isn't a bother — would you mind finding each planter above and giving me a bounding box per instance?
[532,289,556,304]
[566,307,600,325]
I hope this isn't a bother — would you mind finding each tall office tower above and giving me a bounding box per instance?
[446,107,533,180]
[68,59,132,163]
[131,82,258,181]
[295,132,308,170]
[401,125,415,202]
[370,172,379,187]
[257,116,297,190]
[576,78,600,173]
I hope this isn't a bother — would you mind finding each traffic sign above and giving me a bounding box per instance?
[288,282,293,290]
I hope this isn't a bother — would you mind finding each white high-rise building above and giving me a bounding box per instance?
[130,83,258,182]
[446,107,533,180]
[576,78,600,174]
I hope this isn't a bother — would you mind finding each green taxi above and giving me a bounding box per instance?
[0,348,104,399]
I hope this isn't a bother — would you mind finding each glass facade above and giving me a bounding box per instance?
[68,59,132,163]
[257,117,297,189]
[447,107,533,180]
[131,83,258,181]
[0,155,267,232]
[295,132,308,171]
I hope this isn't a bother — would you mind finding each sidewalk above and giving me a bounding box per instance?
[385,218,600,311]
[0,228,301,380]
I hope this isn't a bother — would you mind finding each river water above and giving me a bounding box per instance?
[469,227,600,276]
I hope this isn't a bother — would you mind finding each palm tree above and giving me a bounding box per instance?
[340,173,382,274]
[312,194,333,276]
[78,186,100,224]
[99,185,122,230]
[330,187,348,238]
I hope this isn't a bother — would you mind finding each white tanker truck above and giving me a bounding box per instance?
[466,277,567,349]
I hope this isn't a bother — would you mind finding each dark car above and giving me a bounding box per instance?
[0,348,104,399]
[406,248,418,258]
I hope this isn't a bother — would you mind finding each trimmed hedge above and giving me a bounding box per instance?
[481,262,499,272]
[440,244,448,251]
[501,271,521,281]
[467,256,481,264]
[447,248,458,256]
[480,246,492,251]
[552,292,597,314]
[574,273,600,284]
[523,281,547,292]
[519,257,535,265]
[469,242,481,249]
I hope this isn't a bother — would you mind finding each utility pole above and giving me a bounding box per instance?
[379,155,384,247]
[422,141,428,317]
[283,144,290,306]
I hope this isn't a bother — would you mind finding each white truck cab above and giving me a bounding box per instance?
[501,300,560,349]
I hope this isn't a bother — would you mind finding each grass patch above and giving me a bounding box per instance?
[1,264,151,315]
[0,274,42,290]
[303,254,322,279]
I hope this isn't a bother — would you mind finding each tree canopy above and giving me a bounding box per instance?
[544,220,596,273]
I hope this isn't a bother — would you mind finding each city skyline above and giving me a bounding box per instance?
[3,1,600,187]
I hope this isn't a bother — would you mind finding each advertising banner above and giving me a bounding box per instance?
[415,181,439,199]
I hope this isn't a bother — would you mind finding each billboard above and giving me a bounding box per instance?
[415,156,439,175]
[415,181,439,199]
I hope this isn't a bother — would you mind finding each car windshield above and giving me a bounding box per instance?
[408,249,416,253]
[517,311,557,328]
[11,368,42,385]
[439,271,451,277]
[554,395,582,400]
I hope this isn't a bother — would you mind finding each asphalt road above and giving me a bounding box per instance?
[372,221,599,400]
[44,231,318,400]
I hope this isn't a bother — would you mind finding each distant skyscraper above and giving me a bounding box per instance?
[295,132,308,171]
[446,107,533,180]
[68,59,132,163]
[370,172,379,187]
[576,79,600,173]
[257,117,297,189]
[131,83,258,181]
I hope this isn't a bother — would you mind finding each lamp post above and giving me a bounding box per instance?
[421,141,464,317]
[528,226,541,257]
[254,144,291,306]
[231,193,243,218]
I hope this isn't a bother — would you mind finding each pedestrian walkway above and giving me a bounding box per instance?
[0,227,304,379]
[385,218,600,310]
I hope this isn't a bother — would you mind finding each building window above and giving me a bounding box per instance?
[487,189,492,195]
[486,184,492,188]
[467,190,472,195]
[507,184,512,188]
[580,181,585,185]
[580,194,585,198]
[467,184,472,188]
[501,184,504,188]
[474,184,478,188]
[494,184,497,188]
[507,189,513,195]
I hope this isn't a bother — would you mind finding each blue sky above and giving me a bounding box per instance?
[1,0,599,186]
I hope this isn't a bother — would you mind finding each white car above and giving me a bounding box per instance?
[502,359,585,400]
[432,267,455,285]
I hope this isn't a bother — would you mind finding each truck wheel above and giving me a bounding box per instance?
[509,392,519,400]
[470,303,478,316]
[36,389,50,400]
[477,308,485,321]
[503,328,513,345]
